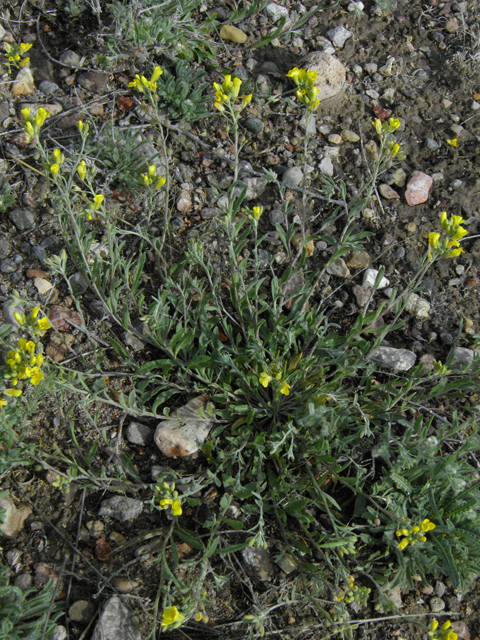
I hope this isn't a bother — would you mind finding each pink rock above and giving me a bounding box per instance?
[176,190,192,213]
[405,171,433,206]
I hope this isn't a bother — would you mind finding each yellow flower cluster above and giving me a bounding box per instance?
[4,41,32,70]
[286,67,320,111]
[372,117,406,159]
[142,165,166,190]
[49,148,65,177]
[252,206,263,221]
[155,481,182,516]
[129,66,163,93]
[4,339,46,391]
[427,211,468,260]
[83,194,104,221]
[77,160,87,181]
[162,605,185,629]
[396,518,435,550]
[259,369,291,396]
[21,107,50,142]
[13,306,52,338]
[428,619,458,640]
[213,74,252,112]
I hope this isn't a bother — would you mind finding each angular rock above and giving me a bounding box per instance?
[8,208,36,231]
[277,553,298,574]
[201,207,220,219]
[405,171,433,206]
[219,25,248,43]
[99,497,143,522]
[91,597,141,640]
[265,2,289,21]
[405,293,431,319]
[0,496,32,539]
[363,268,389,289]
[282,167,303,187]
[234,177,267,200]
[327,25,352,48]
[347,251,371,269]
[48,306,81,330]
[452,347,476,369]
[176,190,192,213]
[319,157,334,175]
[11,66,35,95]
[302,51,346,101]
[59,50,81,67]
[154,395,214,457]
[39,81,59,95]
[353,284,372,307]
[126,422,153,446]
[299,113,316,135]
[379,184,400,200]
[368,346,417,371]
[69,601,95,624]
[242,547,271,581]
[77,72,108,92]
[326,258,350,278]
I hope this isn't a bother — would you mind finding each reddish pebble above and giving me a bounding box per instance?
[381,233,394,246]
[176,190,192,213]
[405,171,433,206]
[467,279,478,287]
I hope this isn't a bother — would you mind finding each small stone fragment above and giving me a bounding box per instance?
[405,293,430,319]
[154,395,213,457]
[326,258,350,278]
[219,25,248,43]
[0,496,32,539]
[34,278,53,295]
[368,346,417,371]
[86,520,105,538]
[111,577,140,592]
[393,167,407,187]
[452,347,475,369]
[124,331,146,352]
[91,597,141,640]
[327,25,352,49]
[363,268,389,289]
[379,184,400,200]
[429,597,446,612]
[8,208,36,231]
[11,66,35,95]
[77,72,108,92]
[99,497,143,522]
[59,50,81,67]
[319,157,334,175]
[244,117,264,134]
[347,251,371,269]
[278,554,298,574]
[282,167,303,187]
[364,140,378,156]
[405,171,433,206]
[69,601,95,624]
[126,422,153,446]
[241,547,271,581]
[379,57,395,76]
[176,190,192,213]
[303,51,346,101]
[265,2,289,22]
[49,306,81,330]
[342,129,360,142]
[291,233,314,257]
[353,284,372,306]
[328,133,342,145]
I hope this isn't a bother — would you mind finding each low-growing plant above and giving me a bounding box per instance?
[0,183,16,214]
[156,61,211,121]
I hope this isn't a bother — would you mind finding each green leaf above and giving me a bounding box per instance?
[215,540,251,554]
[175,527,204,551]
[432,536,460,589]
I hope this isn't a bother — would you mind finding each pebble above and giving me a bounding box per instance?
[59,50,81,67]
[8,208,36,231]
[393,167,406,187]
[244,117,264,134]
[11,66,35,95]
[52,627,67,640]
[342,129,360,142]
[348,0,364,10]
[0,259,17,274]
[303,51,346,101]
[299,113,316,135]
[435,581,447,598]
[219,25,247,43]
[379,56,395,76]
[292,233,314,257]
[77,72,109,92]
[379,184,400,200]
[91,597,141,640]
[70,272,89,295]
[347,251,371,269]
[440,332,454,345]
[368,346,417,371]
[34,278,53,294]
[405,222,416,233]
[278,554,298,574]
[86,520,105,538]
[69,601,95,624]
[319,157,334,175]
[363,268,389,289]
[241,547,271,582]
[111,577,140,592]
[405,293,430,319]
[326,258,350,278]
[365,62,378,74]
[405,171,433,206]
[452,347,475,368]
[429,597,446,612]
[235,176,267,200]
[353,284,372,306]
[201,207,220,219]
[126,422,153,446]
[154,395,213,457]
[265,2,289,21]
[328,134,342,145]
[450,179,463,189]
[426,138,440,150]
[39,80,59,95]
[472,101,480,110]
[270,209,285,225]
[34,563,58,588]
[0,495,32,539]
[99,497,143,522]
[176,190,192,213]
[14,573,33,591]
[282,167,303,187]
[327,25,352,49]
[394,246,406,259]
[2,300,23,328]
[366,89,380,100]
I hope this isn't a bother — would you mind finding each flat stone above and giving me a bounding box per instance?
[319,156,334,175]
[327,25,352,48]
[11,66,35,95]
[363,268,389,289]
[265,2,289,22]
[176,190,192,213]
[69,601,95,624]
[0,496,32,538]
[326,258,350,278]
[219,25,248,43]
[342,129,360,142]
[353,284,372,306]
[77,72,108,92]
[91,597,141,640]
[368,346,417,371]
[233,177,267,200]
[405,293,431,319]
[0,259,17,274]
[452,347,476,369]
[201,207,220,219]
[99,497,143,522]
[14,573,33,591]
[9,208,36,231]
[379,184,400,200]
[34,278,53,294]
[154,395,213,457]
[269,209,285,225]
[126,422,153,446]
[277,554,298,574]
[405,171,433,206]
[430,597,446,612]
[393,168,407,187]
[39,81,59,95]
[302,51,346,101]
[241,547,271,581]
[59,50,81,67]
[244,117,264,134]
[299,113,316,135]
[328,134,342,145]
[347,251,371,269]
[282,167,303,187]
[111,577,140,592]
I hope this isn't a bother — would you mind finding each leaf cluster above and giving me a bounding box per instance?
[156,62,211,121]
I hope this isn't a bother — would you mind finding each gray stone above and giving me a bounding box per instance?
[2,301,23,329]
[69,600,95,624]
[259,61,281,75]
[39,81,59,95]
[207,172,233,190]
[303,51,346,101]
[201,207,220,219]
[14,573,33,591]
[69,272,89,295]
[429,597,446,613]
[368,346,417,371]
[91,597,141,640]
[435,581,447,598]
[32,246,47,263]
[327,25,352,48]
[256,74,272,94]
[52,626,67,640]
[242,547,271,581]
[319,157,334,176]
[363,268,389,289]
[8,208,36,231]
[269,209,285,225]
[265,2,288,21]
[0,259,17,274]
[126,422,153,446]
[77,72,108,92]
[425,138,440,150]
[278,554,298,574]
[124,331,146,351]
[326,258,350,278]
[99,497,143,522]
[59,50,81,67]
[299,113,316,135]
[282,167,303,187]
[452,347,476,368]
[234,177,268,200]
[154,395,214,457]
[353,284,372,307]
[244,117,264,134]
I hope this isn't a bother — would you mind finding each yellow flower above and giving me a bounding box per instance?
[214,101,225,112]
[34,107,50,128]
[20,57,30,67]
[171,499,182,516]
[280,381,291,396]
[451,215,465,228]
[20,42,32,54]
[151,66,163,82]
[161,606,185,628]
[421,519,436,532]
[428,232,440,249]
[0,399,7,407]
[241,94,252,108]
[4,389,22,397]
[259,371,272,388]
[389,117,401,132]
[77,160,87,181]
[93,194,104,209]
[13,311,26,326]
[155,176,166,189]
[440,211,448,228]
[50,163,60,175]
[388,142,400,158]
[398,538,409,550]
[77,120,89,136]
[372,118,383,135]
[21,107,31,120]
[252,206,263,220]
[446,138,457,147]
[286,67,302,83]
[232,77,242,98]
[25,121,35,139]
[446,247,463,258]
[452,226,467,241]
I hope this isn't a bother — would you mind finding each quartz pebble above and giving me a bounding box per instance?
[363,268,389,289]
[405,171,433,206]
[303,51,346,101]
[327,25,352,49]
[369,347,417,371]
[265,2,289,22]
[405,293,431,319]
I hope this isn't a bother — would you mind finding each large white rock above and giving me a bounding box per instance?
[302,51,346,101]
